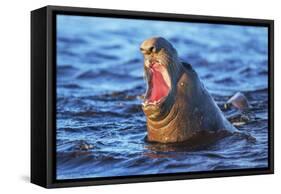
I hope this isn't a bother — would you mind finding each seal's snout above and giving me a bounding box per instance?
[140,37,164,55]
[140,45,156,55]
[140,41,158,55]
[140,37,178,58]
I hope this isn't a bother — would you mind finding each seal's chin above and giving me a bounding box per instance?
[143,62,171,107]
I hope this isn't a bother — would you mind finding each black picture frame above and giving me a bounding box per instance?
[31,5,274,188]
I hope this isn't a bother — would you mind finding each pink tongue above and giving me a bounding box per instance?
[149,68,169,102]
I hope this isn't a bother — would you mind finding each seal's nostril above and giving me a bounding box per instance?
[140,45,157,54]
[149,46,156,53]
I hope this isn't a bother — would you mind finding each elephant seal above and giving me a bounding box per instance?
[140,37,237,143]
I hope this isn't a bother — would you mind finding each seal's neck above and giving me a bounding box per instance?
[169,59,185,88]
[146,102,181,143]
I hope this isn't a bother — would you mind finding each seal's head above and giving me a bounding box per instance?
[140,37,183,120]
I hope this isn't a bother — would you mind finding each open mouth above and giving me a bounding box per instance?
[143,61,171,106]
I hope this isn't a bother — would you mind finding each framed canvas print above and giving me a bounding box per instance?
[31,5,274,188]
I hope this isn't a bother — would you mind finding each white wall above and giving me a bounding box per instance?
[0,0,278,193]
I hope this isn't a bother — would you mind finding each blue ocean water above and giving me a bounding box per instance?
[56,15,269,179]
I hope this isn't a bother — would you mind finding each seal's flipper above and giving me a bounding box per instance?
[225,92,250,110]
